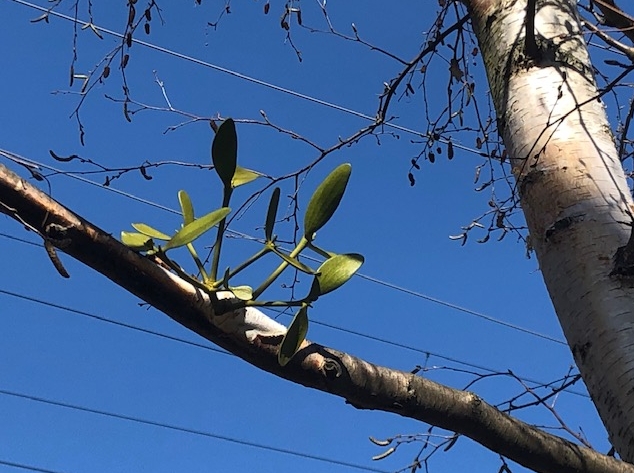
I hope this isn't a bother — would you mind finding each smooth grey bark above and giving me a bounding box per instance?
[464,0,634,461]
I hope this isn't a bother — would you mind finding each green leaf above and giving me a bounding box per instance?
[121,231,154,251]
[178,190,195,224]
[272,248,316,274]
[229,285,253,301]
[308,253,364,300]
[164,207,231,250]
[304,163,351,240]
[278,305,309,366]
[131,223,170,240]
[265,187,280,242]
[232,166,261,188]
[212,118,237,188]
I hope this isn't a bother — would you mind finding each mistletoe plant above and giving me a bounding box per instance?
[121,119,363,365]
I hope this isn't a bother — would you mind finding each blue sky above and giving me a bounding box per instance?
[0,1,610,472]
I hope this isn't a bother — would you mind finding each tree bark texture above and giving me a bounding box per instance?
[0,158,632,473]
[465,0,634,461]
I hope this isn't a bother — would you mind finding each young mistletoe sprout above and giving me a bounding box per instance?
[120,119,364,366]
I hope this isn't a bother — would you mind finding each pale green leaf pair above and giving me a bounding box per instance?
[124,206,230,251]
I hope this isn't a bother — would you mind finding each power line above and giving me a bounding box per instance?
[0,288,230,357]
[0,459,68,473]
[0,231,40,247]
[0,288,588,397]
[7,0,483,158]
[354,273,566,345]
[0,388,391,473]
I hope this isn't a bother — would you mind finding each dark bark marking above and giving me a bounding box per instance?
[572,341,592,364]
[544,215,585,242]
[611,231,634,278]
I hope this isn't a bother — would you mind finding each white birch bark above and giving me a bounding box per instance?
[465,0,634,460]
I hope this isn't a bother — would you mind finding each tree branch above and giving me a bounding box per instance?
[583,19,634,61]
[593,0,634,44]
[0,162,632,473]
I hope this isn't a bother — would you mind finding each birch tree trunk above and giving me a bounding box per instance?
[464,0,634,461]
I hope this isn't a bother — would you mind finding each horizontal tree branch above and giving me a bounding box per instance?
[0,162,631,473]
